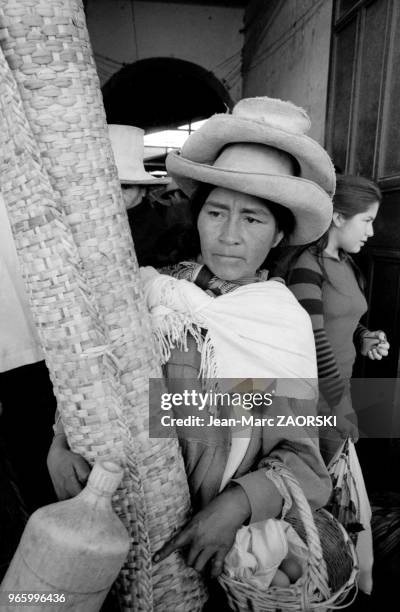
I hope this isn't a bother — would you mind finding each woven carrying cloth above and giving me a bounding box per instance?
[0,1,206,610]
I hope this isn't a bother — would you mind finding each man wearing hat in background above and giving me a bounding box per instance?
[109,123,194,267]
[108,123,170,210]
[109,124,173,267]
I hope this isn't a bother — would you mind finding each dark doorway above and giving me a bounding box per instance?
[102,57,232,132]
[326,0,400,491]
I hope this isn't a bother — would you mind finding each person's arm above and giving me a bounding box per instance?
[155,336,274,576]
[153,482,251,577]
[232,395,332,523]
[288,253,346,409]
[47,410,91,500]
[288,253,360,440]
[353,322,368,348]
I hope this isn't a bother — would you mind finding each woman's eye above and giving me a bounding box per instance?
[245,216,261,224]
[208,210,222,218]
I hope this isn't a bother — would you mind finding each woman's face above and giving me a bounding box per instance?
[335,201,380,253]
[197,187,283,281]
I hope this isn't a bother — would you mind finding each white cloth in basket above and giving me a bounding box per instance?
[224,519,308,589]
[328,439,373,594]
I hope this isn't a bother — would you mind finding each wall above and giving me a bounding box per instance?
[242,0,333,143]
[86,0,244,102]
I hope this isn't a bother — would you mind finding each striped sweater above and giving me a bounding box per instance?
[288,249,368,409]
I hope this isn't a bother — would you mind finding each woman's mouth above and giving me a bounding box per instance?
[214,254,243,260]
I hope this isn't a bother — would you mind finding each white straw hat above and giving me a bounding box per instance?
[166,97,335,245]
[108,124,170,185]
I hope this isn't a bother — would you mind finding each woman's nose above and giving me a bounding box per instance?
[367,224,374,237]
[219,217,241,244]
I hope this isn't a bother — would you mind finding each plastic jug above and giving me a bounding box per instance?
[0,460,130,611]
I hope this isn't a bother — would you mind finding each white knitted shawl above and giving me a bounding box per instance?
[141,267,318,400]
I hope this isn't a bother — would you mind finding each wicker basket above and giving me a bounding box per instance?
[218,462,358,611]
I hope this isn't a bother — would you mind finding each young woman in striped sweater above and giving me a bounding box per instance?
[287,175,390,464]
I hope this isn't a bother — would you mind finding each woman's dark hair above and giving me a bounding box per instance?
[333,174,382,218]
[282,174,382,289]
[174,182,296,267]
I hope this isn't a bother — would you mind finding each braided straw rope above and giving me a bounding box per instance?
[0,44,147,605]
[0,46,155,610]
[218,460,358,611]
[0,1,206,610]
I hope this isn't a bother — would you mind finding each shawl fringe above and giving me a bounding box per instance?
[153,309,219,382]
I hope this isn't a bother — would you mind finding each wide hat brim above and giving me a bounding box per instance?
[179,114,335,197]
[119,175,171,185]
[166,151,333,245]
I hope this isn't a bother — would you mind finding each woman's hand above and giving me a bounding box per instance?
[361,330,390,360]
[153,485,251,577]
[47,434,91,500]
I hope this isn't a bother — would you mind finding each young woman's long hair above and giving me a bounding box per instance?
[281,174,382,289]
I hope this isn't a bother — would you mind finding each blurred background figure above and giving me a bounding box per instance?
[141,178,194,267]
[109,124,194,267]
[0,192,54,578]
[108,123,169,210]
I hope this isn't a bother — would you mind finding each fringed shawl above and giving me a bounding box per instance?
[141,264,317,396]
[141,262,318,509]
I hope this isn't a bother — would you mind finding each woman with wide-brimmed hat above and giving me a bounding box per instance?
[48,97,337,590]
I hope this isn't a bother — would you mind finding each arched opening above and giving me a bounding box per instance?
[102,57,232,132]
[101,57,232,262]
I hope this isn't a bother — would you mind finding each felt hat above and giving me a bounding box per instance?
[166,97,335,245]
[108,124,170,185]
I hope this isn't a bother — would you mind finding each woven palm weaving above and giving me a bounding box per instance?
[0,1,206,609]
